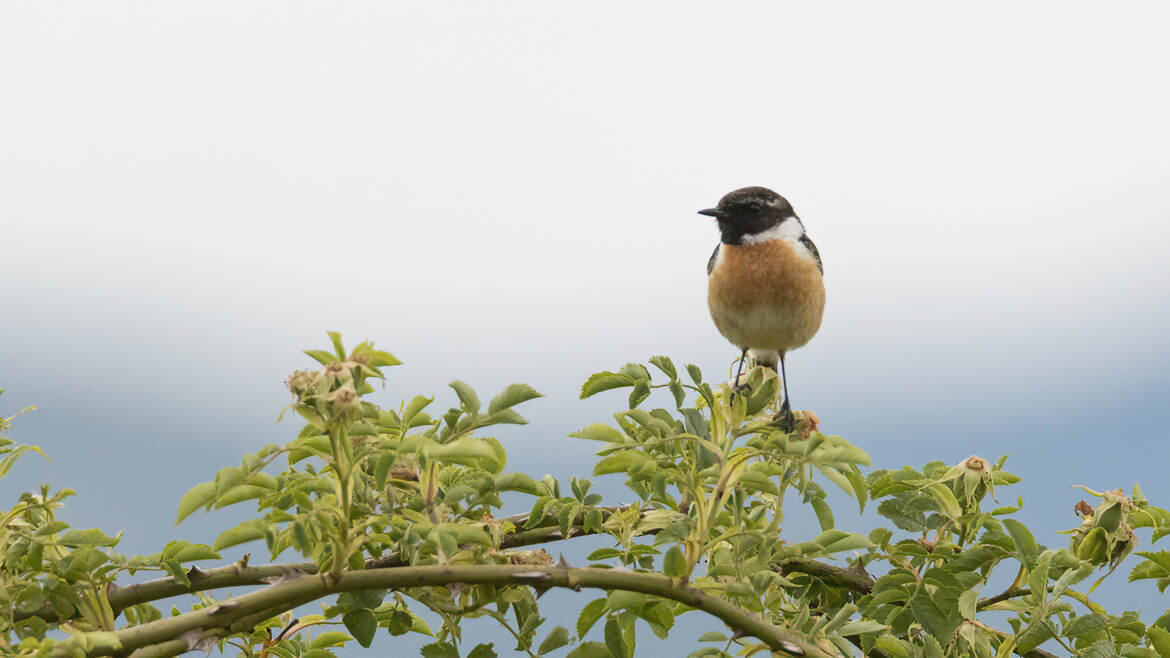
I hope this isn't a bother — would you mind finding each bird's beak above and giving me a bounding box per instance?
[698,208,725,218]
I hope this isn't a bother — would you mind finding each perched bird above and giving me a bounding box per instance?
[700,186,825,427]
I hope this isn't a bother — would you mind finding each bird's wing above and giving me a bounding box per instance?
[706,243,720,276]
[800,234,823,274]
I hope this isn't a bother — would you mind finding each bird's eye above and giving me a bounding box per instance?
[746,203,762,214]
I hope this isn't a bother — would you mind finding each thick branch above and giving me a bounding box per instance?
[18,506,636,625]
[777,558,874,594]
[56,564,832,658]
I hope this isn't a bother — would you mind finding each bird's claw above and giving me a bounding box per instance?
[771,402,795,433]
[729,381,752,403]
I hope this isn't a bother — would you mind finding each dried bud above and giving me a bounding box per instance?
[796,410,821,440]
[917,537,935,553]
[350,352,371,366]
[963,456,989,472]
[508,548,554,566]
[322,361,352,383]
[285,370,318,397]
[328,384,359,414]
[1075,500,1094,519]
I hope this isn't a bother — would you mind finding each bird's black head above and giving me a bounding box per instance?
[698,186,796,245]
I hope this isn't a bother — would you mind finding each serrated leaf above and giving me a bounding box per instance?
[577,598,607,638]
[175,482,216,524]
[567,643,612,658]
[663,546,686,578]
[310,632,352,649]
[648,356,677,380]
[628,380,650,408]
[214,484,269,509]
[605,618,628,658]
[420,642,460,658]
[570,424,626,443]
[1003,519,1039,565]
[1148,626,1170,656]
[449,380,481,415]
[342,609,376,648]
[488,384,542,415]
[212,520,266,551]
[837,620,888,635]
[580,372,637,399]
[59,528,119,547]
[468,645,499,658]
[538,626,571,655]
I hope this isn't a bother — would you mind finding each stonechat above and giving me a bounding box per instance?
[700,186,825,428]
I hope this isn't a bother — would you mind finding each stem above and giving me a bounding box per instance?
[54,565,832,658]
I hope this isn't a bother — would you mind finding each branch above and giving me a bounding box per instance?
[777,558,874,594]
[55,564,833,658]
[18,506,639,625]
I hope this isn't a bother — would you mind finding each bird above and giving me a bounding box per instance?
[699,186,825,429]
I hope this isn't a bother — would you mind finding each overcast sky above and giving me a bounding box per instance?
[2,1,1169,654]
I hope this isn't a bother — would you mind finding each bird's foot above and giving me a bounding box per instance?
[771,401,795,433]
[729,381,752,403]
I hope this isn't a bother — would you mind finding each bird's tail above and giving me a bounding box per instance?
[749,349,780,372]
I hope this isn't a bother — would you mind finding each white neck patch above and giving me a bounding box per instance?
[739,216,817,263]
[740,216,804,244]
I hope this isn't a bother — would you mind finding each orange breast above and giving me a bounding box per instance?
[707,239,826,352]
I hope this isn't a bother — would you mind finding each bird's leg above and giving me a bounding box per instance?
[731,347,750,398]
[773,352,795,432]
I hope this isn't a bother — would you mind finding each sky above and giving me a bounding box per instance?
[2,1,1169,655]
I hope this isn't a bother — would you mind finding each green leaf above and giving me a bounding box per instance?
[605,618,629,658]
[175,482,216,524]
[1148,626,1170,656]
[493,473,546,496]
[926,482,962,520]
[420,642,460,658]
[958,589,977,621]
[628,380,650,408]
[685,364,703,385]
[212,520,266,551]
[214,484,269,508]
[910,592,960,642]
[1003,519,1039,565]
[580,372,637,399]
[837,620,888,635]
[170,544,219,563]
[570,424,626,443]
[310,632,352,649]
[538,626,571,655]
[663,546,687,578]
[59,528,119,547]
[648,356,677,380]
[566,643,612,658]
[811,498,834,532]
[342,609,376,648]
[425,437,506,473]
[698,631,728,642]
[809,529,873,554]
[468,645,499,658]
[1015,620,1055,654]
[304,349,338,365]
[327,331,347,358]
[488,384,543,415]
[1066,614,1108,637]
[449,380,481,415]
[577,598,607,638]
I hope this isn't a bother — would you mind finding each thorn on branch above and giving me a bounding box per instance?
[208,600,241,616]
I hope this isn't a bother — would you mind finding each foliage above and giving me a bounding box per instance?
[1,339,1169,657]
